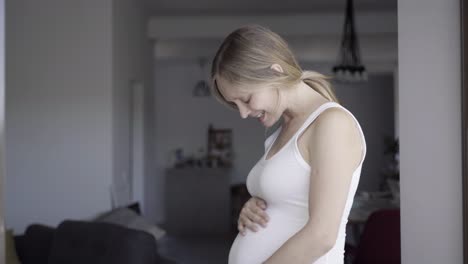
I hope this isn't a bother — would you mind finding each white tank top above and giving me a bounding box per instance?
[228,101,367,264]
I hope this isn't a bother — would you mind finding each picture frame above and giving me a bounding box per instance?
[207,125,233,168]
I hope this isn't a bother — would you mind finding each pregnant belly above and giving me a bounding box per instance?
[228,207,308,264]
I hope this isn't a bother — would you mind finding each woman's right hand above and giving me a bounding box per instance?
[238,196,270,236]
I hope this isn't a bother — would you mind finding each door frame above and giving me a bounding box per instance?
[461,0,468,263]
[0,0,5,262]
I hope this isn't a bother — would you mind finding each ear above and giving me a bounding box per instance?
[270,63,284,73]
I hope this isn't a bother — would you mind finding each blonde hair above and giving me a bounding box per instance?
[210,24,340,110]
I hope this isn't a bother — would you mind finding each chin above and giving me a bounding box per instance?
[262,116,275,128]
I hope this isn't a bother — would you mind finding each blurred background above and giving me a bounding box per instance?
[3,0,463,264]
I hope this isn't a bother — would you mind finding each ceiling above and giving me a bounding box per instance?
[142,0,397,15]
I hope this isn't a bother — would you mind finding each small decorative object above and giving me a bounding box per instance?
[381,136,399,181]
[332,0,368,82]
[192,57,211,97]
[171,148,195,169]
[387,178,400,205]
[195,147,207,167]
[175,148,184,163]
[171,148,186,168]
[207,124,233,168]
[380,135,400,204]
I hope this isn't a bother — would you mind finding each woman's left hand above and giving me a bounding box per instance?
[238,196,270,235]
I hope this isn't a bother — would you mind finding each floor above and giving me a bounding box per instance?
[157,232,237,264]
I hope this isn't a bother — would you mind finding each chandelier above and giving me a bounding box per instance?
[332,0,368,82]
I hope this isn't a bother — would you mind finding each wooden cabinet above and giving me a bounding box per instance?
[165,168,231,235]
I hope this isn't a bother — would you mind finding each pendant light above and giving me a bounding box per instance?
[332,0,368,82]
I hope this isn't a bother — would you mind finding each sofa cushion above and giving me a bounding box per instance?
[15,224,55,264]
[47,220,159,264]
[94,207,166,241]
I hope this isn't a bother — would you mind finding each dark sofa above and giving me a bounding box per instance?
[14,220,177,264]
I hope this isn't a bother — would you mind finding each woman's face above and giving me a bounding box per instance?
[216,77,281,127]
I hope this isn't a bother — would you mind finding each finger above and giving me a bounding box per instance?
[255,208,270,224]
[262,212,270,222]
[255,199,267,209]
[250,206,268,222]
[247,200,256,209]
[237,217,244,230]
[240,215,259,232]
[247,199,264,212]
[237,222,246,236]
[253,207,269,222]
[245,207,267,227]
[242,201,268,225]
[253,196,266,206]
[250,200,269,220]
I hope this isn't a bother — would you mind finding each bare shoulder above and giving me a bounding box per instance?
[314,107,357,133]
[307,107,363,170]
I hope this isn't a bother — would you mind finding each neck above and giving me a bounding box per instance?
[280,81,329,127]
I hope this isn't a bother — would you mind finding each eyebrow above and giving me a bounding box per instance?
[215,79,249,103]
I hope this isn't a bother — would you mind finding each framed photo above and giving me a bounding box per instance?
[207,125,233,167]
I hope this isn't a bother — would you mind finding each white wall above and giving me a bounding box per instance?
[154,35,397,68]
[5,0,114,233]
[5,0,154,233]
[148,13,397,39]
[398,0,463,263]
[112,0,154,212]
[149,13,397,71]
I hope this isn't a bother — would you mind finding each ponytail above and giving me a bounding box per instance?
[301,71,340,103]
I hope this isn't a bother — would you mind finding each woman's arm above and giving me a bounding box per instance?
[263,108,363,264]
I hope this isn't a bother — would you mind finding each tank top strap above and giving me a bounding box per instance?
[294,101,342,138]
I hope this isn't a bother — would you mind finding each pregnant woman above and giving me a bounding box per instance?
[210,24,367,264]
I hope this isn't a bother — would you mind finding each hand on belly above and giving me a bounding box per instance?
[237,196,270,235]
[229,209,307,264]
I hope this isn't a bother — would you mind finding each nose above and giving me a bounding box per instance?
[238,103,251,119]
